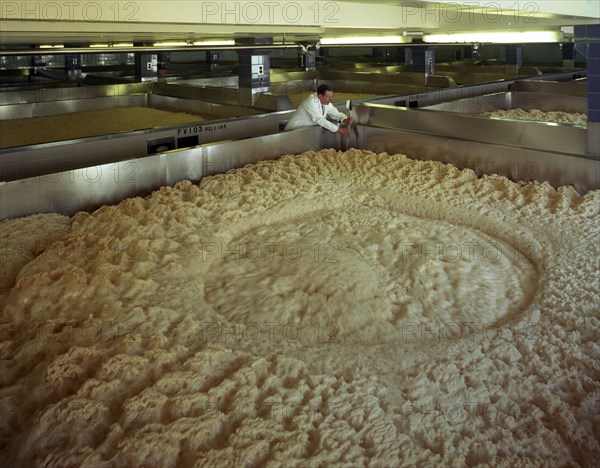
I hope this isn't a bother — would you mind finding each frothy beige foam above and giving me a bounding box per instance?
[1,149,598,466]
[483,108,588,126]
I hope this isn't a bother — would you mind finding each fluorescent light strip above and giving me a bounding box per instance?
[424,31,563,44]
[320,35,411,45]
[153,41,189,47]
[39,44,64,49]
[192,40,235,46]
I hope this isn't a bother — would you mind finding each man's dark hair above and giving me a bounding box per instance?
[317,84,332,96]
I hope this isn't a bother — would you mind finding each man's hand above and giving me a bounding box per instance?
[345,116,353,126]
[337,126,350,137]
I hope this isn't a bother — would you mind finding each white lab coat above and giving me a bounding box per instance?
[285,94,348,133]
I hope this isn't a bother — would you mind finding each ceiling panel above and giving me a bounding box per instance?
[0,1,598,46]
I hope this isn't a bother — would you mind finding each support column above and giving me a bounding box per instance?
[29,55,37,83]
[158,52,170,77]
[575,25,600,159]
[64,54,82,80]
[412,47,435,77]
[562,42,575,68]
[463,46,473,61]
[206,51,220,72]
[236,37,272,107]
[505,45,522,75]
[134,42,157,82]
[63,44,82,80]
[403,47,412,66]
[298,47,316,71]
[374,47,392,62]
[318,46,330,66]
[65,54,81,80]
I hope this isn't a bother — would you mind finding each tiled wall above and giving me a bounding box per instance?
[575,24,600,123]
[412,48,435,75]
[590,42,599,123]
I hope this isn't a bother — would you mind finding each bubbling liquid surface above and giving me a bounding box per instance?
[204,206,539,340]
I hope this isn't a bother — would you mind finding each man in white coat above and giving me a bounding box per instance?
[285,84,352,137]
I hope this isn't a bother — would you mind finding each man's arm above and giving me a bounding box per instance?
[303,98,340,133]
[325,104,350,125]
[324,103,352,137]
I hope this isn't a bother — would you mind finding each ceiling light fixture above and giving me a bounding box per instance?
[153,41,190,47]
[192,40,235,46]
[320,35,411,45]
[423,30,563,44]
